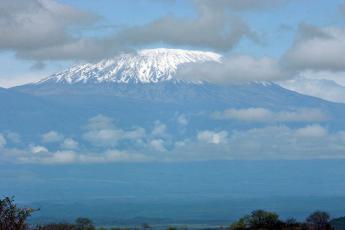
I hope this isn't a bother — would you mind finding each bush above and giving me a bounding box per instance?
[230,210,283,230]
[0,196,36,230]
[306,211,332,230]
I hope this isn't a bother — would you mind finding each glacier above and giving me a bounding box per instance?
[36,48,221,85]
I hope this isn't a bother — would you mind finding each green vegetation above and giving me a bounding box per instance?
[1,197,344,230]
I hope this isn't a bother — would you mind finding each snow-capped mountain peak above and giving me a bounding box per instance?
[37,48,222,85]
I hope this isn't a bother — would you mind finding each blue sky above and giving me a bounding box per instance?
[1,0,345,88]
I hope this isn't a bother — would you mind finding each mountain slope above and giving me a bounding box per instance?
[0,87,74,136]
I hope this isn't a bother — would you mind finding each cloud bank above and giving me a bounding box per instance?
[0,0,291,62]
[1,113,345,164]
[177,55,289,83]
[283,24,345,72]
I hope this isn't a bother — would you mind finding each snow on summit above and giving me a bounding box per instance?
[38,48,222,84]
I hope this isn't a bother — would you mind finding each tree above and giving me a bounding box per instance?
[74,217,95,230]
[249,210,282,230]
[230,216,250,230]
[0,196,36,230]
[283,218,308,230]
[306,211,331,230]
[230,210,282,230]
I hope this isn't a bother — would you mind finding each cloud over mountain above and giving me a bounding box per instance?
[0,0,289,62]
[177,55,288,83]
[283,23,345,72]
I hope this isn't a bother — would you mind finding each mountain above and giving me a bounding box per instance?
[4,48,345,157]
[35,48,221,85]
[12,48,344,108]
[0,87,79,139]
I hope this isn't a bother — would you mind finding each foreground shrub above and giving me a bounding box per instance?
[0,196,36,230]
[230,209,283,230]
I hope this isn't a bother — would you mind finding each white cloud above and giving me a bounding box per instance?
[170,125,345,160]
[2,123,345,163]
[83,115,146,147]
[106,150,152,162]
[0,70,54,88]
[42,131,64,143]
[284,24,345,72]
[43,151,77,164]
[295,124,328,138]
[85,114,114,130]
[195,0,291,12]
[213,107,327,122]
[14,148,151,164]
[197,130,228,144]
[340,1,345,15]
[152,121,168,137]
[0,0,274,63]
[30,145,48,154]
[296,70,345,87]
[83,129,122,147]
[177,55,288,83]
[150,139,167,152]
[79,150,152,163]
[277,109,327,122]
[83,115,122,146]
[0,134,6,149]
[177,114,189,126]
[123,127,146,140]
[280,75,345,103]
[213,107,271,122]
[5,132,21,143]
[61,138,79,150]
[0,0,100,61]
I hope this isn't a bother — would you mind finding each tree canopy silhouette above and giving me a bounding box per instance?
[0,196,36,230]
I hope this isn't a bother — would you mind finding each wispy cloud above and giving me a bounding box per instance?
[212,108,327,122]
[41,131,64,143]
[30,145,49,154]
[0,133,6,149]
[82,115,146,147]
[61,138,79,150]
[280,76,345,103]
[5,132,21,144]
[197,130,228,144]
